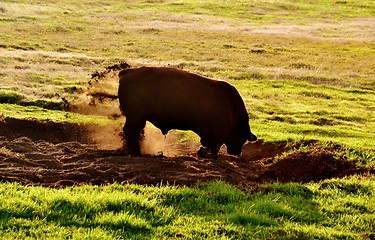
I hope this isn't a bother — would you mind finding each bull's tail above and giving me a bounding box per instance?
[90,91,118,100]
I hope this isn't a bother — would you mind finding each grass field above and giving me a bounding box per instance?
[1,0,374,239]
[1,179,374,239]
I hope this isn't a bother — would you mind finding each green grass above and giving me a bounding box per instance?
[0,179,374,239]
[232,80,375,150]
[0,103,116,125]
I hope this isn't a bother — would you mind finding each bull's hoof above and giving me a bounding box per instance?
[128,149,141,157]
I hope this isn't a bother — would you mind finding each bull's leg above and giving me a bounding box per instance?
[197,138,210,158]
[197,146,209,158]
[210,144,221,160]
[200,130,222,160]
[123,119,146,157]
[208,133,223,160]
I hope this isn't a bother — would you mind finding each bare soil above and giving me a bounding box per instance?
[0,117,372,188]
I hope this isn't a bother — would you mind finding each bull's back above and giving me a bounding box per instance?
[119,67,230,114]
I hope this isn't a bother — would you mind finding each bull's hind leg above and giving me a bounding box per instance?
[123,118,146,157]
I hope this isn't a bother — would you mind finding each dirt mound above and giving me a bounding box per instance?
[259,148,367,183]
[0,117,373,188]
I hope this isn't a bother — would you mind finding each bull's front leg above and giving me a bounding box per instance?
[197,137,210,158]
[197,146,209,158]
[198,134,221,160]
[209,144,220,160]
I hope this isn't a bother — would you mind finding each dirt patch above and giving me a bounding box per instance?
[0,117,373,188]
[259,148,367,183]
[0,117,90,143]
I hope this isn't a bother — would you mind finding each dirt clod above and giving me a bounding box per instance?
[91,61,131,79]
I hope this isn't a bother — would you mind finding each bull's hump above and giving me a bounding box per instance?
[119,67,236,94]
[118,68,133,78]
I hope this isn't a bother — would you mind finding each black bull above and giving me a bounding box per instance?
[118,67,257,159]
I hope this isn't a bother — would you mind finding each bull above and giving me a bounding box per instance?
[118,67,257,159]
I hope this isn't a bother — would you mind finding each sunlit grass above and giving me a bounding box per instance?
[0,103,115,125]
[0,179,374,239]
[231,79,375,150]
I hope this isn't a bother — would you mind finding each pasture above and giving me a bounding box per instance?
[0,0,374,239]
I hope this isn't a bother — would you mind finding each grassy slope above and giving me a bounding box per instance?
[0,0,374,239]
[1,0,374,150]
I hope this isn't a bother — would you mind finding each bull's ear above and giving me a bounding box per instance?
[248,132,257,141]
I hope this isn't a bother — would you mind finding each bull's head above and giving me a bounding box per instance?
[226,127,257,156]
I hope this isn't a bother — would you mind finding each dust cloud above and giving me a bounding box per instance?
[69,68,121,117]
[85,123,124,150]
[141,124,200,157]
[69,95,121,117]
[65,64,125,149]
